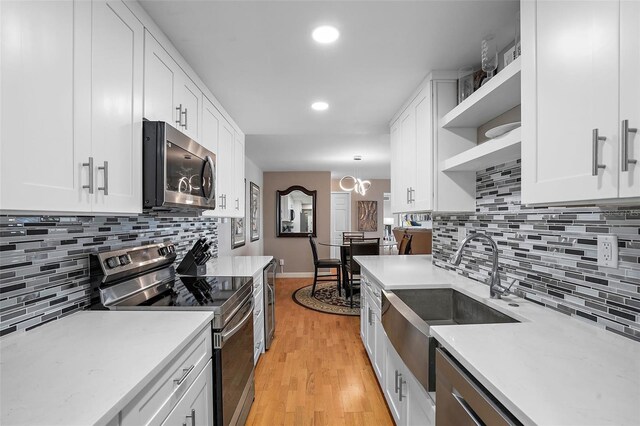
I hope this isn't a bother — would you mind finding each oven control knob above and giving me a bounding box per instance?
[118,255,131,265]
[105,256,120,269]
[159,247,168,256]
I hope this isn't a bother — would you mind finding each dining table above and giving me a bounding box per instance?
[317,240,397,293]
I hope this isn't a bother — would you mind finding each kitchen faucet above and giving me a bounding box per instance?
[450,233,513,299]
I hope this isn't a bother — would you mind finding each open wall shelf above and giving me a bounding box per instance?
[441,57,521,129]
[441,128,521,172]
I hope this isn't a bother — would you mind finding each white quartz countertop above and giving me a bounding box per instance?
[0,310,214,426]
[200,255,274,277]
[355,255,640,426]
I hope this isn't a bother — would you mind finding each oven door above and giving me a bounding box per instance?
[213,296,254,426]
[162,123,216,209]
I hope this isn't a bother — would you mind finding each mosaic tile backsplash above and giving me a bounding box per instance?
[0,213,218,336]
[433,160,640,342]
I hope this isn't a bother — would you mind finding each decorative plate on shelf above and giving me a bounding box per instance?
[485,121,521,139]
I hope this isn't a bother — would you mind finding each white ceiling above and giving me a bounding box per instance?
[139,0,519,178]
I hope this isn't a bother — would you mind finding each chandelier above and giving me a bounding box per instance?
[339,155,371,196]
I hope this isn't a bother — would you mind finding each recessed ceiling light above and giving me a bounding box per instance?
[311,101,329,111]
[312,26,339,44]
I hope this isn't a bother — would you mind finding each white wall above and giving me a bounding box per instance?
[217,157,264,256]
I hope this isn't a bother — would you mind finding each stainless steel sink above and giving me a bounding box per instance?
[392,288,518,326]
[382,288,518,394]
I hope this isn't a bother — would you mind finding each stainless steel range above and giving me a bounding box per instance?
[89,242,254,426]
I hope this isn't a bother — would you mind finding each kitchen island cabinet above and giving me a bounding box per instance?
[0,311,214,426]
[354,255,640,426]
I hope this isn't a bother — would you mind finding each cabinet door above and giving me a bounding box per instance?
[365,303,375,357]
[522,0,620,204]
[383,344,406,425]
[390,121,404,213]
[400,108,417,211]
[373,312,386,382]
[619,0,640,198]
[232,131,246,217]
[175,71,202,142]
[161,361,213,426]
[215,119,235,215]
[360,288,367,342]
[91,0,143,214]
[200,98,223,217]
[0,0,92,212]
[143,30,177,125]
[413,88,433,211]
[406,372,435,426]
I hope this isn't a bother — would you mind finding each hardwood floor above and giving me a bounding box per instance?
[246,278,393,426]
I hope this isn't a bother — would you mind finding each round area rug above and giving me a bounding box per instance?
[292,282,360,316]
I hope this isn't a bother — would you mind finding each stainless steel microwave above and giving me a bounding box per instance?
[143,121,216,210]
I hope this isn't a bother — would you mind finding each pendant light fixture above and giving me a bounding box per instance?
[339,155,371,196]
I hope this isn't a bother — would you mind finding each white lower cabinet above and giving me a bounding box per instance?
[119,326,212,426]
[161,360,213,426]
[360,272,435,426]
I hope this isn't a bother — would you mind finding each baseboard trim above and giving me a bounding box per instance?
[278,272,315,278]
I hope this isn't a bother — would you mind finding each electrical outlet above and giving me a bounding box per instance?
[597,235,618,268]
[458,227,467,242]
[279,259,285,266]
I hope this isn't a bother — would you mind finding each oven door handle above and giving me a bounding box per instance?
[220,300,253,345]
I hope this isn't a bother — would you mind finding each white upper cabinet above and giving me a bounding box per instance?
[390,77,475,214]
[143,30,176,125]
[522,0,640,204]
[1,0,143,214]
[1,0,92,212]
[91,0,143,214]
[143,30,201,142]
[619,0,640,198]
[174,71,202,142]
[233,131,246,217]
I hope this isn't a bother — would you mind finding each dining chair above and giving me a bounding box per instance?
[398,233,413,255]
[345,238,380,308]
[342,231,365,244]
[308,235,342,297]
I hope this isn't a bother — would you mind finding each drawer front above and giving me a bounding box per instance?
[252,272,264,296]
[121,326,212,426]
[435,349,519,426]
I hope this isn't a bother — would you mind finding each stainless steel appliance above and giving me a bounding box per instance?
[89,243,254,426]
[143,121,216,210]
[263,259,277,350]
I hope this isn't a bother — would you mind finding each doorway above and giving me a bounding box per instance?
[330,192,351,259]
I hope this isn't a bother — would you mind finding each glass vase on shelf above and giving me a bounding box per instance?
[481,35,498,85]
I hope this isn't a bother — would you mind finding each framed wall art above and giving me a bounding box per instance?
[250,182,260,242]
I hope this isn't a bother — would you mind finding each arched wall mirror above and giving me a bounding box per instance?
[276,186,317,237]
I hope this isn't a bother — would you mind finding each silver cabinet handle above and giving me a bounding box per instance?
[406,187,410,203]
[182,108,188,129]
[452,391,482,426]
[368,307,372,326]
[592,129,607,176]
[176,104,183,127]
[219,195,225,209]
[98,161,108,195]
[185,409,195,426]
[82,157,94,194]
[236,198,240,210]
[224,194,228,209]
[622,119,638,172]
[173,365,194,386]
[398,375,406,401]
[394,370,400,393]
